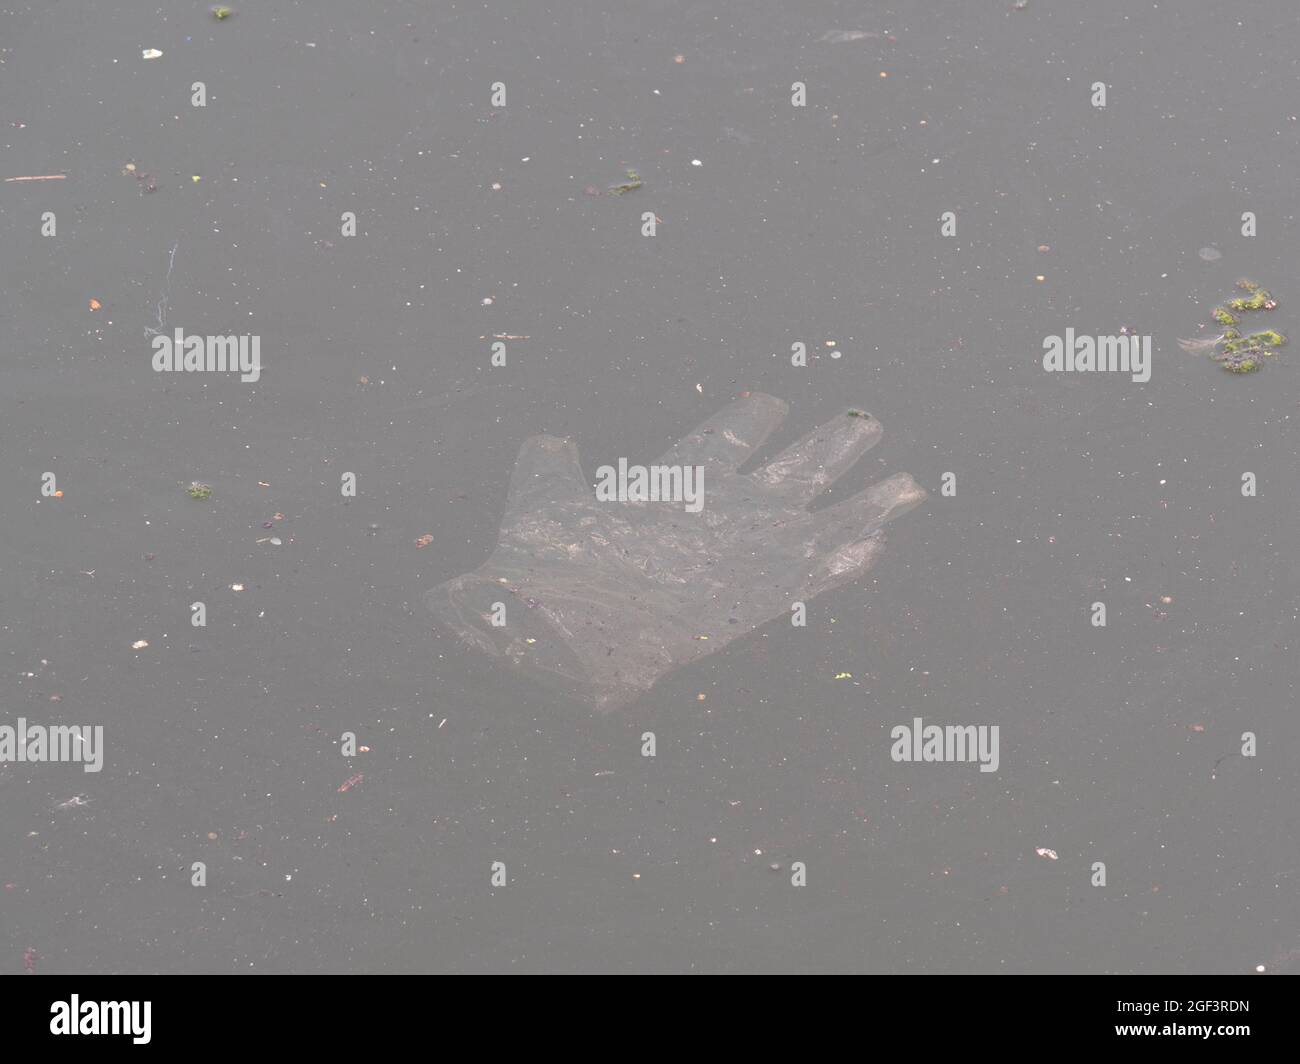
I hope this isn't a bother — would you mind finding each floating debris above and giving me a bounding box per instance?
[1180,279,1286,373]
[4,174,66,183]
[415,534,434,548]
[142,48,163,60]
[1035,847,1059,860]
[122,162,157,194]
[337,773,364,793]
[211,5,235,19]
[186,481,212,500]
[818,30,893,42]
[607,169,642,195]
[131,640,149,650]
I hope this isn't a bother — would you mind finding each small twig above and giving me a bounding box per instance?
[143,242,180,339]
[4,174,66,182]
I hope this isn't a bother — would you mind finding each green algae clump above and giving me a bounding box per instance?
[1222,353,1262,373]
[1228,288,1276,312]
[1248,329,1286,347]
[608,169,642,195]
[1182,280,1286,374]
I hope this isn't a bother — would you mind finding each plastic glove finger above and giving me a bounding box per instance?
[654,392,788,475]
[807,471,927,551]
[504,434,589,510]
[804,531,888,599]
[751,409,884,503]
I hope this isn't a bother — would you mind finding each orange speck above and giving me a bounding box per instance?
[88,298,102,311]
[879,71,888,78]
[53,490,63,497]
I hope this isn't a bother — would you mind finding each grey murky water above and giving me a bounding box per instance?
[1,0,1296,973]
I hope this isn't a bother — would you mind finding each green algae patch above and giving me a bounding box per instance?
[608,169,643,195]
[1227,289,1276,312]
[1180,280,1287,374]
[1248,329,1285,347]
[1222,353,1262,373]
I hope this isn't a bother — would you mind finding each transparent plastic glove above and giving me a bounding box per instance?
[426,393,927,711]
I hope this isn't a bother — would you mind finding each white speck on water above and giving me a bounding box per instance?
[1198,246,1222,262]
